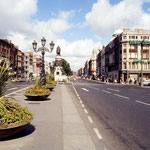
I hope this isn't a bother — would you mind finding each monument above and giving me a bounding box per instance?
[53,46,67,81]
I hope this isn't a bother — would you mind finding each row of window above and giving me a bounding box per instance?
[123,52,149,59]
[123,62,150,69]
[123,35,149,40]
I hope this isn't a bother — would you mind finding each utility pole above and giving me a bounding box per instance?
[140,40,144,87]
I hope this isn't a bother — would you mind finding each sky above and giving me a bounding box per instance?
[1,0,150,71]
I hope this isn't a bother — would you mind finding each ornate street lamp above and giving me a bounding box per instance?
[32,37,55,85]
[140,39,145,87]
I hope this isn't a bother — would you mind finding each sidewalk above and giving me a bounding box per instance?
[0,84,96,150]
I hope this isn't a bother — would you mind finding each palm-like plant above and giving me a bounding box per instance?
[0,62,33,129]
[0,62,9,97]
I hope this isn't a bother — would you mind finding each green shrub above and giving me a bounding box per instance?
[0,97,33,128]
[24,86,51,96]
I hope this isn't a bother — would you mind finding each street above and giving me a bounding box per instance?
[72,78,150,150]
[1,80,150,150]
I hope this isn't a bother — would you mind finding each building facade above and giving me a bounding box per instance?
[84,60,89,78]
[96,48,102,79]
[0,39,18,77]
[104,29,150,83]
[89,49,97,79]
[26,52,34,79]
[33,54,41,78]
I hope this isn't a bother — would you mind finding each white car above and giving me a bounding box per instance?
[143,80,150,86]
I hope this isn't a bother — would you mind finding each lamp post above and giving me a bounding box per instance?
[140,39,145,87]
[32,37,55,85]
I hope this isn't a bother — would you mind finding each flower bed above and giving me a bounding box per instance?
[45,84,54,91]
[24,86,51,96]
[0,97,33,129]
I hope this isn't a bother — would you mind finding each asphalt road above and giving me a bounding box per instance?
[72,78,150,150]
[4,81,34,95]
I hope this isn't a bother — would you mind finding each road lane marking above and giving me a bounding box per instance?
[101,90,111,94]
[78,96,81,100]
[4,86,32,97]
[84,109,88,114]
[82,88,89,92]
[93,87,99,90]
[107,88,120,92]
[136,100,150,107]
[80,100,83,104]
[93,128,103,140]
[82,104,85,108]
[88,116,93,123]
[114,94,130,99]
[72,86,79,97]
[7,87,18,91]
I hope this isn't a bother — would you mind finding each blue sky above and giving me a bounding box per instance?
[1,0,150,70]
[34,0,98,42]
[33,0,150,44]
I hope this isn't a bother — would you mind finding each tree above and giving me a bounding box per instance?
[62,59,73,76]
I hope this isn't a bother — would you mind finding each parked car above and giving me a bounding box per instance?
[143,80,150,86]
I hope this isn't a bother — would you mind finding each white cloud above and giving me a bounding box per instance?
[0,0,73,47]
[86,0,150,37]
[0,0,101,71]
[44,39,101,71]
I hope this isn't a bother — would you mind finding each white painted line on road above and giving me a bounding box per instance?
[93,87,99,90]
[4,86,31,97]
[101,90,111,94]
[84,109,88,114]
[78,96,81,100]
[136,100,150,107]
[82,88,89,92]
[107,88,120,92]
[114,94,130,100]
[72,85,78,96]
[88,116,93,123]
[80,100,83,104]
[7,87,17,91]
[93,128,103,140]
[82,104,85,108]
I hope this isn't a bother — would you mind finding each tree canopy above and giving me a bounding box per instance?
[62,59,73,76]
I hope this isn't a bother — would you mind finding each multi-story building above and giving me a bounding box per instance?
[26,52,34,79]
[45,61,50,75]
[0,39,11,67]
[84,60,89,78]
[24,53,30,79]
[78,67,84,77]
[105,29,150,83]
[33,54,41,78]
[101,47,106,81]
[96,48,102,79]
[17,49,23,78]
[89,49,97,79]
[0,39,19,77]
